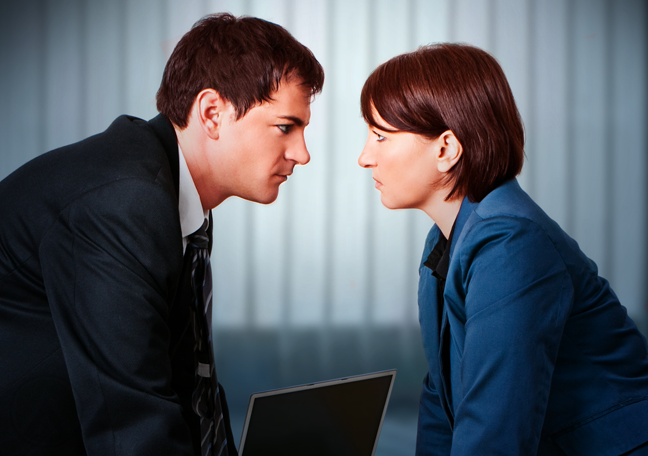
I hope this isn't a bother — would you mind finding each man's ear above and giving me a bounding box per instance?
[436,130,463,173]
[195,89,228,140]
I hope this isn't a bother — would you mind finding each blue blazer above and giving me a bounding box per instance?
[416,179,648,456]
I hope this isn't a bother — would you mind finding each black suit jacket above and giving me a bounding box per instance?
[0,115,237,455]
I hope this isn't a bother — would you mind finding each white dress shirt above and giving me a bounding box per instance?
[178,145,208,253]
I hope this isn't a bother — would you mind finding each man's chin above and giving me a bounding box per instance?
[244,190,280,205]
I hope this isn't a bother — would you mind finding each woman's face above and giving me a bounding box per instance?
[358,111,443,211]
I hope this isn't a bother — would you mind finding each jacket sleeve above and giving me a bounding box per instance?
[448,216,573,456]
[39,176,193,455]
[416,372,453,455]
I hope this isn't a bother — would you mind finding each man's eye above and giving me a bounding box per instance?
[277,125,292,134]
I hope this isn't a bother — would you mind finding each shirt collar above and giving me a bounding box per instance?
[424,219,457,281]
[177,145,208,238]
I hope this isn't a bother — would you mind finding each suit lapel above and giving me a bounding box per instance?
[207,211,213,254]
[147,113,189,360]
[449,196,479,260]
[419,230,455,428]
[421,197,482,429]
[438,304,454,427]
[148,114,180,197]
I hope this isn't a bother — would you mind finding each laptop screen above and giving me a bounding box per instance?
[239,370,396,456]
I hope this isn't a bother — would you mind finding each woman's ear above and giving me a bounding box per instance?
[436,130,463,173]
[195,89,228,140]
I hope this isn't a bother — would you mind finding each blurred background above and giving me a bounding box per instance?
[1,0,646,454]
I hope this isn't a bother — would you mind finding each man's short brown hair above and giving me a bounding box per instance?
[361,43,524,203]
[156,13,324,129]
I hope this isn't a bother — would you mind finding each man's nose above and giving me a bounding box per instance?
[287,135,310,165]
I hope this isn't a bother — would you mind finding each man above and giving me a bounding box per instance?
[0,13,324,456]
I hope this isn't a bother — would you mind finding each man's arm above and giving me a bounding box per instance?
[40,176,193,455]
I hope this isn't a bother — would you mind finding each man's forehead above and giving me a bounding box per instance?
[254,83,312,120]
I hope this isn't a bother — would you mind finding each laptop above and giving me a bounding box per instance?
[238,369,397,456]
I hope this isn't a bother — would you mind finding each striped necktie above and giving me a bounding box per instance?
[187,220,229,456]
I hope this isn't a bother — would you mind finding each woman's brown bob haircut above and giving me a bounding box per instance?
[361,43,524,203]
[157,13,324,129]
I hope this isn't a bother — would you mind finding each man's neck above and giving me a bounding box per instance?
[174,123,229,210]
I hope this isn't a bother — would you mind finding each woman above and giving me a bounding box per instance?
[358,44,648,455]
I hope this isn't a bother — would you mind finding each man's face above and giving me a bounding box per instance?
[216,78,312,204]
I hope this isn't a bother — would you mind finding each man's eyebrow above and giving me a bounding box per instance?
[277,115,306,127]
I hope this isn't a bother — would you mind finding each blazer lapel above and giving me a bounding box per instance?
[438,305,454,427]
[146,113,189,358]
[148,114,180,197]
[419,228,455,428]
[420,197,482,429]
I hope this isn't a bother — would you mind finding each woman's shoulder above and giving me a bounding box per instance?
[458,179,567,248]
[453,179,594,279]
[473,179,551,225]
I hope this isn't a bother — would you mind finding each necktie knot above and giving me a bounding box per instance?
[188,220,210,251]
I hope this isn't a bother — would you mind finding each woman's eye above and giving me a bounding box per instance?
[277,125,292,134]
[373,130,385,142]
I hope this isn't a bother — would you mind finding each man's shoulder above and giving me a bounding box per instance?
[4,115,171,178]
[8,115,175,192]
[0,114,179,244]
[77,114,171,167]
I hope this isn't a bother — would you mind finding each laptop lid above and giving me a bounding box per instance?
[238,369,396,456]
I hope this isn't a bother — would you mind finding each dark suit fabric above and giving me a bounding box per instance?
[0,115,236,456]
[416,179,648,456]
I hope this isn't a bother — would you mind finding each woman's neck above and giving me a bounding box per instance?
[421,193,464,239]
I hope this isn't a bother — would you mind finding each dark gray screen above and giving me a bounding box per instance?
[241,375,393,456]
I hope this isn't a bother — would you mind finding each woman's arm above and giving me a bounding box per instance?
[417,372,453,455]
[449,216,573,455]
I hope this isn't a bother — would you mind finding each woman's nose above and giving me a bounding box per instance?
[358,141,375,168]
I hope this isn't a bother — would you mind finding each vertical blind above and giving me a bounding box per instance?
[1,0,646,334]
